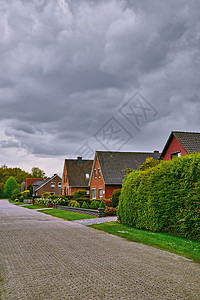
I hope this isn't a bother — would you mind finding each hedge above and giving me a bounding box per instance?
[118,153,200,239]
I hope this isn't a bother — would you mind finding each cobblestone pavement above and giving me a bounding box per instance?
[72,216,117,226]
[0,200,200,300]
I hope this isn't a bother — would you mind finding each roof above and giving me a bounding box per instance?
[34,174,61,192]
[65,159,93,187]
[161,131,200,157]
[26,178,44,189]
[93,151,160,185]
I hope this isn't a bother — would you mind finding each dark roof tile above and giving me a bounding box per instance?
[96,151,160,185]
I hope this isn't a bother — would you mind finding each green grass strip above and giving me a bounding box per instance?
[90,221,200,263]
[39,208,96,221]
[21,205,42,209]
[8,200,23,205]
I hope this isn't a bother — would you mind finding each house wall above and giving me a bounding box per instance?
[61,163,70,195]
[105,185,121,199]
[90,156,105,199]
[36,176,62,196]
[163,136,187,160]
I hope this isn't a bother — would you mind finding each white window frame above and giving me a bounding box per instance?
[92,188,96,199]
[58,182,62,188]
[99,188,103,199]
[51,182,56,188]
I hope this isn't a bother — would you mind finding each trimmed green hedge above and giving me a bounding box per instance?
[118,153,200,239]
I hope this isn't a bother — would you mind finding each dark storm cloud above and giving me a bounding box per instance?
[0,0,200,163]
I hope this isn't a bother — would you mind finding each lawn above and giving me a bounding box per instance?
[21,205,42,209]
[90,221,200,263]
[8,199,23,205]
[39,208,96,221]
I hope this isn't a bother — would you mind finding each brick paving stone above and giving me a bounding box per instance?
[72,216,117,226]
[0,200,200,300]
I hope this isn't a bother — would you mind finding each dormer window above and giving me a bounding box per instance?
[171,151,181,159]
[86,173,89,179]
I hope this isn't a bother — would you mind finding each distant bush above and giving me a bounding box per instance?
[22,190,30,199]
[11,189,22,201]
[111,190,121,208]
[118,153,200,239]
[4,176,20,198]
[42,192,51,199]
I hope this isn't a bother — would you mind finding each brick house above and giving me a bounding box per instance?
[25,178,44,190]
[89,151,160,200]
[33,174,62,196]
[61,157,93,196]
[161,131,200,160]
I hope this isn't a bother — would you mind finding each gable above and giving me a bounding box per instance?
[65,159,93,187]
[161,131,200,159]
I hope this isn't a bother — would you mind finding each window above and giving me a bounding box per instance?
[98,168,100,178]
[86,190,90,195]
[92,188,96,199]
[94,169,97,179]
[58,182,62,188]
[171,151,181,159]
[99,188,103,199]
[51,182,55,188]
[86,173,89,179]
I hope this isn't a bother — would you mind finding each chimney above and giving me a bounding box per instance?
[77,156,83,165]
[154,150,159,153]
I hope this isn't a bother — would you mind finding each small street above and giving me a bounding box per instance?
[0,200,200,300]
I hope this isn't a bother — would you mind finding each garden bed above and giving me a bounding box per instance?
[56,205,105,217]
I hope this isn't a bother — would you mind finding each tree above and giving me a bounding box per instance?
[138,157,160,171]
[31,167,45,178]
[4,176,20,198]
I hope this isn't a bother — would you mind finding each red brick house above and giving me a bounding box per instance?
[89,151,160,200]
[161,131,200,160]
[61,157,93,196]
[33,174,62,196]
[26,178,44,190]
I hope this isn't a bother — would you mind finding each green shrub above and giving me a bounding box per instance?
[105,207,117,216]
[73,189,87,200]
[89,201,98,210]
[118,153,200,239]
[74,201,80,208]
[42,192,51,199]
[100,200,106,208]
[82,201,89,209]
[22,190,30,199]
[11,189,21,201]
[69,200,79,207]
[4,176,20,198]
[111,189,121,208]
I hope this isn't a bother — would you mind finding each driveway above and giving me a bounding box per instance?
[0,200,199,300]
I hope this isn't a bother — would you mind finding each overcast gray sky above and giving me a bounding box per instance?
[0,0,200,176]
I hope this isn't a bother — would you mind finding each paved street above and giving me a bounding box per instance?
[0,200,200,300]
